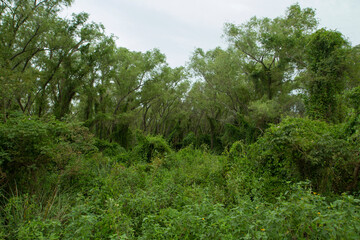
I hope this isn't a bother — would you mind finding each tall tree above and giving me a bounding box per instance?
[304,29,350,122]
[34,12,103,118]
[224,4,317,100]
[0,0,74,119]
[139,66,189,137]
[190,47,254,147]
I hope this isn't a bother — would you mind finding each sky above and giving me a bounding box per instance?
[61,0,360,68]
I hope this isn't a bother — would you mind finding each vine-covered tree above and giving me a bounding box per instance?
[303,29,350,122]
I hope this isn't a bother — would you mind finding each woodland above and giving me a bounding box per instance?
[1,0,360,239]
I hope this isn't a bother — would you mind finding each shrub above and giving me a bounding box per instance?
[0,115,96,182]
[132,134,172,163]
[94,138,126,157]
[249,117,355,194]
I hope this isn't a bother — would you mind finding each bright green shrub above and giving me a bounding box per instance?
[0,115,104,239]
[225,141,272,203]
[132,134,172,163]
[0,115,98,192]
[0,115,96,178]
[166,146,225,187]
[250,117,355,194]
[228,140,246,163]
[95,138,126,157]
[0,116,55,176]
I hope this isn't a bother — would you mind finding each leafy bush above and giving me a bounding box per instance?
[0,115,97,189]
[249,117,355,194]
[95,138,126,157]
[132,133,172,163]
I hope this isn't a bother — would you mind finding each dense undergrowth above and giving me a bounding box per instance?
[0,115,360,239]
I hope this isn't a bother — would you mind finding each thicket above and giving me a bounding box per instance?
[0,116,360,239]
[1,0,360,239]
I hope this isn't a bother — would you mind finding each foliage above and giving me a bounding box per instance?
[95,138,126,157]
[346,86,360,112]
[131,133,172,163]
[1,1,360,239]
[0,114,100,216]
[141,183,360,239]
[224,4,317,100]
[0,117,360,239]
[250,117,356,193]
[304,29,350,122]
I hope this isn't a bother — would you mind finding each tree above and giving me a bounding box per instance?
[139,66,189,137]
[303,28,350,122]
[190,47,255,147]
[224,4,317,101]
[35,12,103,118]
[0,0,74,119]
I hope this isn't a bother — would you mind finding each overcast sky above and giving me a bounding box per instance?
[61,0,360,67]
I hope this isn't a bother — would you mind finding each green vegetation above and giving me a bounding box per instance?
[1,1,360,239]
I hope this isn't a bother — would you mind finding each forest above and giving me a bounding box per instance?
[1,0,360,239]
